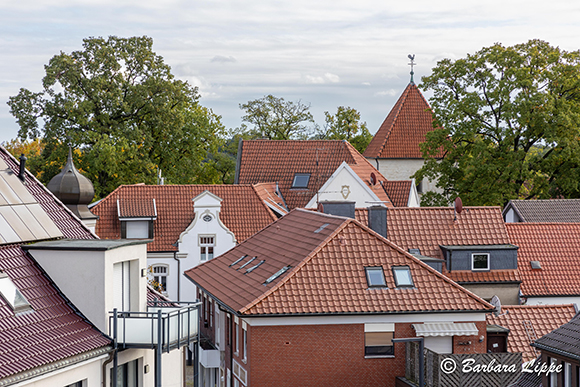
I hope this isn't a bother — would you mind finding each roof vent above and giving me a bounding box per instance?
[314,223,330,233]
[245,260,265,274]
[264,266,291,285]
[18,154,27,182]
[530,261,541,270]
[409,248,421,255]
[237,256,256,271]
[229,255,248,267]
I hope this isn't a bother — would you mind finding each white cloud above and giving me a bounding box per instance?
[210,55,237,63]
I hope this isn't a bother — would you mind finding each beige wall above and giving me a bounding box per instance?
[461,283,521,305]
[371,158,441,195]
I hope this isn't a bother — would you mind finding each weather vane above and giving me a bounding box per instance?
[408,54,416,84]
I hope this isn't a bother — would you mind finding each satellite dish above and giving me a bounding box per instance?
[454,197,463,214]
[490,295,501,317]
[370,172,377,186]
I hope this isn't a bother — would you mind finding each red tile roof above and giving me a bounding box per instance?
[382,180,412,207]
[364,83,442,159]
[486,304,577,362]
[355,206,516,284]
[93,184,279,252]
[0,147,110,379]
[185,209,494,316]
[118,195,156,218]
[506,223,580,297]
[236,140,394,209]
[252,182,288,214]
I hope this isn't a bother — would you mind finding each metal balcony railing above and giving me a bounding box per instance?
[109,301,200,353]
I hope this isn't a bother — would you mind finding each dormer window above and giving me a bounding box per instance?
[472,253,490,271]
[392,266,414,287]
[365,267,387,288]
[117,199,156,239]
[0,272,31,313]
[292,173,310,188]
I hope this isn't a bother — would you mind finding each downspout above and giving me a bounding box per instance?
[173,248,181,302]
[375,158,379,170]
[101,349,116,387]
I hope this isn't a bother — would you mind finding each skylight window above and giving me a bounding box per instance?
[365,267,387,288]
[408,248,421,255]
[238,257,257,271]
[230,255,248,267]
[0,272,31,313]
[314,223,330,233]
[392,266,414,287]
[264,266,291,285]
[292,174,310,188]
[530,261,542,270]
[245,260,265,274]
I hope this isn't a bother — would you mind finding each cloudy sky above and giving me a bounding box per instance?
[1,0,579,142]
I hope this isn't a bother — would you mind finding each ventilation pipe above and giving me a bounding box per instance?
[18,154,26,181]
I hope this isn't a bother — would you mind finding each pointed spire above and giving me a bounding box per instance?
[408,54,416,84]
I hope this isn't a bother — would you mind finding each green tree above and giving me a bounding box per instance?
[415,39,580,206]
[318,106,373,153]
[8,36,224,199]
[240,95,314,140]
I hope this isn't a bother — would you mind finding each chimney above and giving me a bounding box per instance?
[368,206,387,238]
[18,154,27,182]
[319,201,355,219]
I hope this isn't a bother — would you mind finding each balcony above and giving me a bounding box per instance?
[109,302,200,352]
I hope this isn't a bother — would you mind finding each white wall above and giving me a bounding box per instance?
[177,191,236,302]
[504,208,521,223]
[373,158,442,195]
[11,355,105,387]
[525,296,580,308]
[29,243,148,333]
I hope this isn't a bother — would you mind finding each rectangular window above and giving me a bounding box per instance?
[564,362,571,387]
[549,358,557,387]
[291,173,310,188]
[151,265,168,292]
[226,315,231,346]
[124,220,151,239]
[392,266,414,287]
[472,253,490,271]
[110,359,138,387]
[242,325,247,362]
[113,261,131,312]
[364,323,395,357]
[210,299,213,327]
[365,267,387,288]
[65,382,83,387]
[200,236,215,261]
[235,320,239,355]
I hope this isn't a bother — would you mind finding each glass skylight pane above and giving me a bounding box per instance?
[292,174,310,188]
[0,273,30,312]
[366,267,386,287]
[264,266,291,285]
[393,267,413,287]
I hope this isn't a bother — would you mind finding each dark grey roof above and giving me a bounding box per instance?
[508,356,543,387]
[23,238,150,251]
[504,199,580,223]
[533,314,580,360]
[439,244,518,250]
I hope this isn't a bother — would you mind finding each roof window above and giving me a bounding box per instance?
[408,248,421,255]
[292,174,310,189]
[365,267,387,288]
[392,266,414,287]
[314,223,330,233]
[0,272,31,313]
[230,255,248,267]
[245,260,265,274]
[530,260,542,270]
[264,266,291,285]
[472,253,490,271]
[237,257,256,271]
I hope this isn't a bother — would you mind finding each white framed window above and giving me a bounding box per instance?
[113,261,131,312]
[200,235,215,261]
[392,266,414,287]
[151,264,168,292]
[232,360,247,386]
[242,323,247,362]
[364,323,395,357]
[123,220,152,239]
[472,253,490,271]
[235,318,239,355]
[365,267,387,288]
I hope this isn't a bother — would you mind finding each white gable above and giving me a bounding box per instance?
[305,162,385,208]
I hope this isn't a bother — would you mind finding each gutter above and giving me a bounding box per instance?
[0,346,113,386]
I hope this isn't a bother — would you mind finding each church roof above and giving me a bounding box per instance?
[364,83,440,159]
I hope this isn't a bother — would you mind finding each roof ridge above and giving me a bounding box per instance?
[240,214,350,314]
[351,218,495,311]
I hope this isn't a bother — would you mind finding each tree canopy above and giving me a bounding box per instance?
[239,94,315,140]
[415,39,580,206]
[8,36,224,199]
[318,106,372,153]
